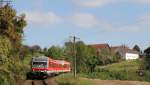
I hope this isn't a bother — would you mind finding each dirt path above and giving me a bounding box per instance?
[92,79,150,85]
[44,77,57,85]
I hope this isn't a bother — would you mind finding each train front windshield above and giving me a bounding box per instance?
[32,62,47,68]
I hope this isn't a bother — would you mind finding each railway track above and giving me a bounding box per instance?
[22,77,57,85]
[32,80,46,85]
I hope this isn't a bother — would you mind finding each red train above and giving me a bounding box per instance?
[27,56,71,79]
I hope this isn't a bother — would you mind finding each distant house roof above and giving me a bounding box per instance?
[111,46,120,51]
[111,45,139,54]
[89,43,110,50]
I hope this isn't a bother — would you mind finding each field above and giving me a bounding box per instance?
[98,59,141,71]
[55,74,150,85]
[55,60,150,85]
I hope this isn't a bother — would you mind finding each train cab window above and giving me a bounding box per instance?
[32,62,47,68]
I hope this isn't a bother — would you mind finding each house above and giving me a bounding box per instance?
[89,43,110,53]
[89,43,139,60]
[111,45,139,60]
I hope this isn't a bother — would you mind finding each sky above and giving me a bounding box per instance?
[12,0,150,50]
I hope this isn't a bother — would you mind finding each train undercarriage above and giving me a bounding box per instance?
[26,71,60,80]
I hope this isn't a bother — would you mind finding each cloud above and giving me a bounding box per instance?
[137,15,150,28]
[133,0,150,4]
[70,13,98,28]
[24,11,63,26]
[138,15,150,27]
[73,0,150,7]
[73,0,116,7]
[69,12,150,32]
[23,10,150,32]
[115,14,150,32]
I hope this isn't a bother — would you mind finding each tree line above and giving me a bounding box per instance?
[21,41,120,73]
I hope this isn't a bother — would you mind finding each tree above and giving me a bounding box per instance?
[85,46,98,72]
[0,5,27,51]
[0,5,27,85]
[144,47,150,54]
[0,36,12,65]
[19,45,31,60]
[64,41,98,73]
[75,41,88,73]
[144,47,150,70]
[63,41,74,61]
[30,45,41,52]
[96,48,119,65]
[133,45,141,52]
[46,46,63,59]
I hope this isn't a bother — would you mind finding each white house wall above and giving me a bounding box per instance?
[125,53,139,60]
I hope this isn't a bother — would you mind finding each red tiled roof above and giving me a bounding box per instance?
[89,44,110,50]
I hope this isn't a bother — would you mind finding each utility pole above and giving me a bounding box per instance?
[71,36,79,78]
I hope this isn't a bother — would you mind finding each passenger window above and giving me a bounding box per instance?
[50,63,56,68]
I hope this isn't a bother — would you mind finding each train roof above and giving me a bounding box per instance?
[32,56,70,65]
[32,56,48,61]
[49,58,70,65]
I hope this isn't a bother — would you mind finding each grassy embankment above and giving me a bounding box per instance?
[82,59,150,81]
[55,73,93,85]
[55,60,150,85]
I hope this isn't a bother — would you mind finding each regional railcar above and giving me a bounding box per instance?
[27,56,71,79]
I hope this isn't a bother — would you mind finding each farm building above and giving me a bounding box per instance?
[111,45,139,60]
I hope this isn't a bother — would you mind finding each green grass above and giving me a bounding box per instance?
[55,73,93,85]
[79,59,150,82]
[98,59,141,71]
[55,60,150,85]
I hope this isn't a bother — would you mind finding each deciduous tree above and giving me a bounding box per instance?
[133,45,141,52]
[144,47,150,70]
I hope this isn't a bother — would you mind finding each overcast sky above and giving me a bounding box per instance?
[14,0,150,50]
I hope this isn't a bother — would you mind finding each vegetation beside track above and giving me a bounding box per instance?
[79,60,150,82]
[55,73,150,85]
[55,73,92,85]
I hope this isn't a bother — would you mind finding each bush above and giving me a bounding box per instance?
[0,68,16,85]
[82,68,150,82]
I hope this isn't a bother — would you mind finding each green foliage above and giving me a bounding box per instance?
[144,47,150,70]
[45,46,63,59]
[64,41,98,73]
[98,59,140,71]
[0,36,12,65]
[97,48,119,65]
[0,57,30,85]
[0,4,28,85]
[0,36,12,56]
[63,41,74,61]
[84,69,150,82]
[63,41,119,73]
[133,45,141,52]
[75,41,91,73]
[144,47,150,54]
[0,5,27,49]
[55,73,92,85]
[80,60,150,82]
